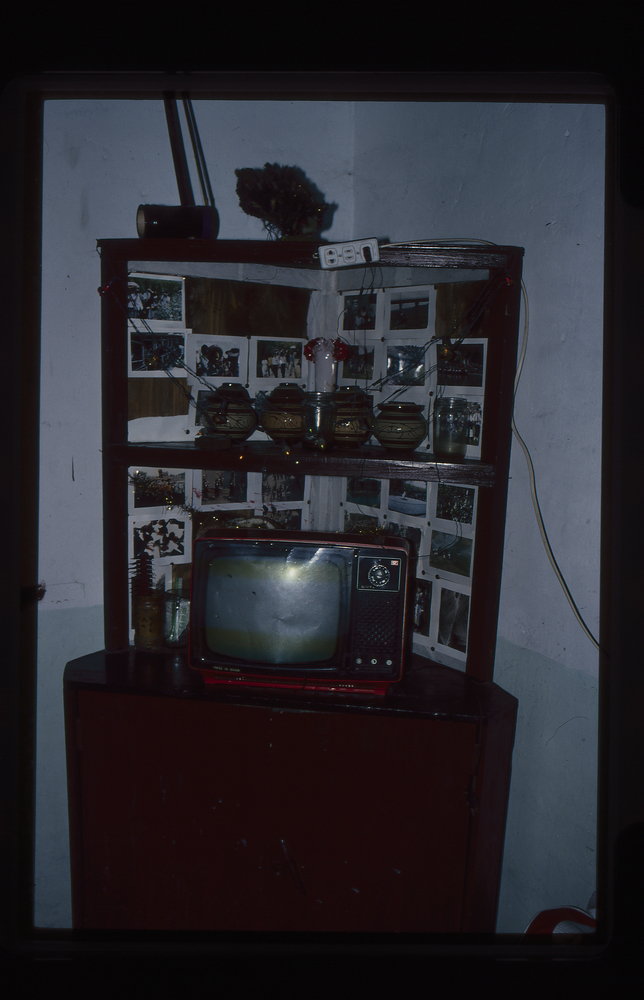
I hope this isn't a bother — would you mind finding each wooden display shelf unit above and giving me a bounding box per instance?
[99,238,524,680]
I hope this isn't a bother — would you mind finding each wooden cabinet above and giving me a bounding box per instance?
[64,650,517,932]
[63,238,523,931]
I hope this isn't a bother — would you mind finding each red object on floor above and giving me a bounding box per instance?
[524,906,596,934]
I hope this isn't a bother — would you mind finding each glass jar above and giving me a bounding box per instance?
[164,588,190,647]
[432,396,470,461]
[302,391,337,450]
[133,592,164,651]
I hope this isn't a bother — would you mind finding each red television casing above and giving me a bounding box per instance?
[188,529,412,695]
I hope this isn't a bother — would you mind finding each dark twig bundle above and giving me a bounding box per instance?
[235,163,333,239]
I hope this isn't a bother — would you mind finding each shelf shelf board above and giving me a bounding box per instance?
[110,440,495,485]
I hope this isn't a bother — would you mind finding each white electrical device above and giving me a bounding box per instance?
[318,239,380,269]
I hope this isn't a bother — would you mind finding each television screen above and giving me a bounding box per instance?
[204,545,351,665]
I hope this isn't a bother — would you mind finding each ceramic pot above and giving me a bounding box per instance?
[260,383,305,444]
[333,387,373,448]
[371,401,428,452]
[200,383,258,443]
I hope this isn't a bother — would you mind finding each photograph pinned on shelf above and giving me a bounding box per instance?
[387,479,427,518]
[127,273,185,327]
[192,335,247,381]
[338,342,377,383]
[192,509,255,537]
[343,510,380,536]
[131,515,189,567]
[342,292,378,332]
[388,289,431,332]
[434,483,476,525]
[412,579,432,637]
[465,401,483,449]
[436,339,486,390]
[429,529,473,579]
[253,338,305,381]
[383,520,422,558]
[199,468,248,506]
[261,471,306,504]
[128,325,188,377]
[129,467,187,513]
[192,389,216,431]
[437,585,470,656]
[259,507,303,531]
[385,342,427,388]
[346,477,382,510]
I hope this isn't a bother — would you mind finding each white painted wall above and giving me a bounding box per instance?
[36,97,604,931]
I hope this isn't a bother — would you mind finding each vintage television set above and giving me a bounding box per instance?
[189,528,412,693]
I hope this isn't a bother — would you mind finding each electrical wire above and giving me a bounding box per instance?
[511,278,600,652]
[381,237,600,651]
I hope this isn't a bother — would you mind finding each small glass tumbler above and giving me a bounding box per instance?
[432,396,470,461]
[302,391,337,450]
[164,590,190,647]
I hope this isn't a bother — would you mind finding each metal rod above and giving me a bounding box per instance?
[163,92,195,207]
[182,94,215,208]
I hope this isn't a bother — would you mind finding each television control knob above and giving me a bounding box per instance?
[367,562,390,588]
[386,659,393,666]
[370,657,378,665]
[355,657,363,665]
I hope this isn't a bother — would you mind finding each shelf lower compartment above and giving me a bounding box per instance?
[109,440,496,484]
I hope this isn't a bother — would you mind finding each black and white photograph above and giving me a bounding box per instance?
[383,520,422,555]
[254,338,304,380]
[200,469,247,505]
[412,579,432,636]
[435,483,476,525]
[343,510,379,535]
[388,479,427,517]
[127,273,185,326]
[192,389,216,429]
[132,517,187,564]
[437,342,485,389]
[385,343,426,386]
[129,468,186,511]
[389,291,430,331]
[437,587,470,655]
[193,509,254,537]
[466,401,483,447]
[128,326,187,377]
[338,343,376,382]
[194,336,246,380]
[430,529,473,578]
[262,471,305,503]
[261,508,302,531]
[346,477,381,509]
[342,293,378,331]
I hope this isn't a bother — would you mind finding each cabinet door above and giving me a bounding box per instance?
[72,690,477,931]
[258,707,477,932]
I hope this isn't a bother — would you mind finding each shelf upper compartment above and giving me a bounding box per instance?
[97,238,524,274]
[109,440,496,485]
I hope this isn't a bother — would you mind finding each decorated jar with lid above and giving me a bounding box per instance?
[198,383,258,443]
[371,401,428,452]
[333,387,373,448]
[259,383,305,444]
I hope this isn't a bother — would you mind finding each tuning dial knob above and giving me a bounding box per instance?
[367,562,390,588]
